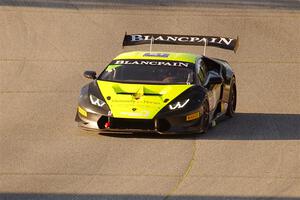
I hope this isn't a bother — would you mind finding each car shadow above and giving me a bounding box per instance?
[100,113,300,140]
[202,113,300,140]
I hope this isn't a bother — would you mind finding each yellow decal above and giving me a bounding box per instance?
[98,80,192,119]
[186,112,200,121]
[78,106,87,117]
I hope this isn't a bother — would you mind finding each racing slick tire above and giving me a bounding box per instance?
[226,78,237,117]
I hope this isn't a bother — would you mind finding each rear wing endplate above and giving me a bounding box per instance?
[123,33,239,53]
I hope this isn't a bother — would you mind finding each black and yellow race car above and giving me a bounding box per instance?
[75,33,238,134]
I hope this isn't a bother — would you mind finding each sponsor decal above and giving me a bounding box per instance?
[111,59,192,68]
[143,53,169,57]
[123,33,238,52]
[130,34,233,45]
[111,99,160,105]
[120,110,150,117]
[186,112,200,121]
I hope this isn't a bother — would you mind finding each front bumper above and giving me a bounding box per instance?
[75,107,205,134]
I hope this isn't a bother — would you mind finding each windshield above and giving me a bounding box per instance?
[99,64,195,84]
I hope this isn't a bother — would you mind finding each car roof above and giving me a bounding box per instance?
[113,51,199,64]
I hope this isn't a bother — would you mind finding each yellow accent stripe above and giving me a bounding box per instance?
[78,106,87,117]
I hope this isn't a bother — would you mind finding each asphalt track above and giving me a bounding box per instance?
[0,1,300,200]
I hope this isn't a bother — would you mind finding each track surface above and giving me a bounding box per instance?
[0,1,300,199]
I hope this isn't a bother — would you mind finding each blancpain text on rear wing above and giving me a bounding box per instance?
[123,33,239,53]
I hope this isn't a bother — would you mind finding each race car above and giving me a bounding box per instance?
[75,33,238,134]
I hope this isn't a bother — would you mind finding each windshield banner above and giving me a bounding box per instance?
[123,33,239,52]
[110,59,194,68]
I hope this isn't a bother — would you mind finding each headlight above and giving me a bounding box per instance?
[168,99,190,110]
[89,94,106,107]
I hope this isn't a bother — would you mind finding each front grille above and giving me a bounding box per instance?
[98,116,155,130]
[112,118,155,130]
[98,116,171,132]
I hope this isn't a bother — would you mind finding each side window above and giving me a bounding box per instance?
[196,58,207,84]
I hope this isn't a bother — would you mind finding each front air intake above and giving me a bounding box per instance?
[98,116,155,130]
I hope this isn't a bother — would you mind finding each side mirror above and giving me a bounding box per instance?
[205,71,223,88]
[84,71,96,79]
[208,75,223,85]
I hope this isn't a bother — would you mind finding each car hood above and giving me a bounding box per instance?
[97,80,192,119]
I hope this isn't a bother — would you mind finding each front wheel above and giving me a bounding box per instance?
[226,79,237,117]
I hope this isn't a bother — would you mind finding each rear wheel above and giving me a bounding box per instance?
[226,79,237,117]
[201,100,210,133]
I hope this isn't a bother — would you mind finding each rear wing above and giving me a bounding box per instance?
[123,33,239,53]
